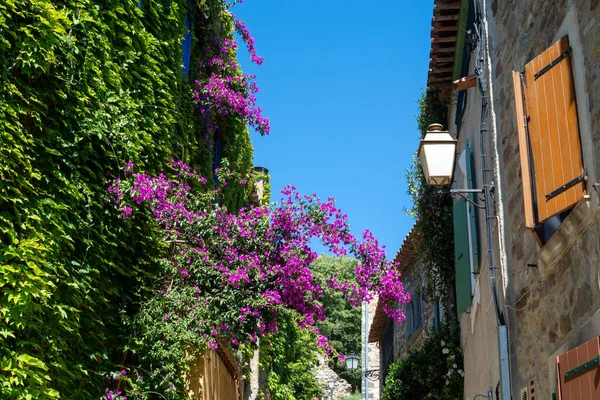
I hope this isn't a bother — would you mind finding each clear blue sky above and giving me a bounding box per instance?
[234,0,434,258]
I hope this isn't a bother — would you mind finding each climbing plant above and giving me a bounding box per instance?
[258,312,323,400]
[405,90,455,317]
[0,0,262,398]
[102,160,410,399]
[381,323,464,400]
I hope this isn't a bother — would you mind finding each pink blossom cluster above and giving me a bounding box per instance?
[232,15,264,65]
[108,161,409,358]
[193,13,270,136]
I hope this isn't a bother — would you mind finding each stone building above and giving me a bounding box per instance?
[420,0,600,399]
[368,228,443,397]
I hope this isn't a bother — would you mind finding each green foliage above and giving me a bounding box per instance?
[312,256,362,392]
[405,90,455,316]
[0,0,254,398]
[259,313,323,400]
[381,324,463,400]
[255,256,364,399]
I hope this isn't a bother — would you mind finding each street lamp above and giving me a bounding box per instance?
[328,377,335,400]
[343,353,379,380]
[344,353,359,371]
[418,123,484,198]
[418,123,458,187]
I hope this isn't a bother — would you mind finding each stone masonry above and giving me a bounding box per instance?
[488,1,600,398]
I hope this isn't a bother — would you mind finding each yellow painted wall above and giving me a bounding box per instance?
[186,347,241,400]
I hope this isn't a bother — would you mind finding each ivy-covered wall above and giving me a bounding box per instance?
[0,0,255,398]
[405,90,455,317]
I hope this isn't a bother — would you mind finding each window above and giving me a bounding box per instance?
[413,288,422,331]
[555,336,600,399]
[433,297,442,328]
[405,301,414,337]
[182,17,193,74]
[406,289,423,338]
[512,36,586,245]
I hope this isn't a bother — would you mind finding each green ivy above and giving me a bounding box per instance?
[259,313,323,400]
[0,0,254,398]
[405,90,456,317]
[381,324,464,400]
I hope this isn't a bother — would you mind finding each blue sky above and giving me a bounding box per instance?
[234,0,434,258]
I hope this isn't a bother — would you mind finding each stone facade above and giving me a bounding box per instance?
[441,1,600,399]
[368,229,440,398]
[489,1,600,399]
[392,259,438,362]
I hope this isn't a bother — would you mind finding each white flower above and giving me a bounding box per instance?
[440,340,446,347]
[449,355,455,361]
[452,364,457,369]
[442,348,450,354]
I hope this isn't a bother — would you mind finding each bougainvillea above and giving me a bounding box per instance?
[105,160,410,398]
[194,12,270,136]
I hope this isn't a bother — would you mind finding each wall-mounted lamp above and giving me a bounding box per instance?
[418,124,484,201]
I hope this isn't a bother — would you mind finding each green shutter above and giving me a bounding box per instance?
[454,198,472,316]
[465,141,480,273]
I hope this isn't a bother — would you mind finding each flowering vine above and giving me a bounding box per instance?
[105,160,409,398]
[194,10,270,136]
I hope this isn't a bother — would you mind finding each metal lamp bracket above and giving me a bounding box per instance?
[437,188,486,209]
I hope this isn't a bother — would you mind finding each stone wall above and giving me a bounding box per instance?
[393,260,437,362]
[314,354,352,400]
[488,1,600,398]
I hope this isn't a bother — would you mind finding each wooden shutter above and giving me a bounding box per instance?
[556,337,600,400]
[465,141,480,273]
[453,198,471,316]
[515,36,585,224]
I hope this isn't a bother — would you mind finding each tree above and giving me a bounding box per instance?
[312,256,362,392]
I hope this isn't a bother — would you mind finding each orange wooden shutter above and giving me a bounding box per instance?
[512,70,536,229]
[556,337,600,400]
[523,36,585,223]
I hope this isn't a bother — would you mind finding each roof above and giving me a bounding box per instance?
[393,224,419,273]
[368,227,418,343]
[427,0,463,100]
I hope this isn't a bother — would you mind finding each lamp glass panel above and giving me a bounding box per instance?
[421,142,456,187]
[345,354,359,370]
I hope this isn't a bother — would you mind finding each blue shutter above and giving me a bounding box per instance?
[454,198,472,316]
[465,141,480,273]
[406,302,414,337]
[182,17,192,74]
[137,0,142,9]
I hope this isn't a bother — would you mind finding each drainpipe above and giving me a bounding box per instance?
[476,0,512,398]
